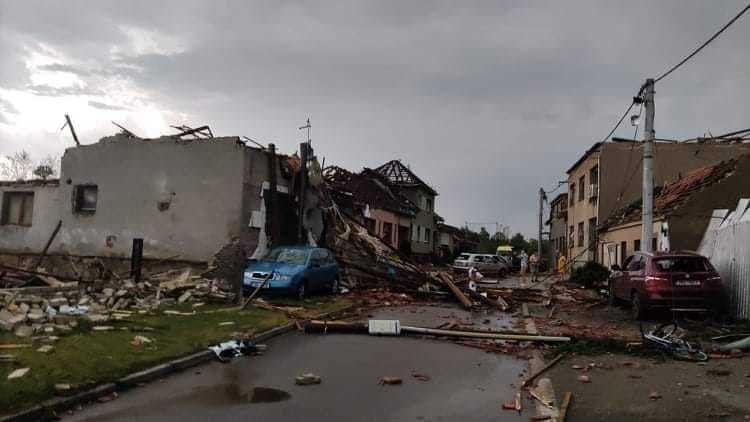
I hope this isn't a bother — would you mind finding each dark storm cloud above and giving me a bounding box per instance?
[1,0,749,236]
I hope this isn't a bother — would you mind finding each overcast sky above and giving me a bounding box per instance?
[1,1,749,237]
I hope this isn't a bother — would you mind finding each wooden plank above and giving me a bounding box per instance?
[559,392,573,421]
[437,273,472,309]
[35,220,62,268]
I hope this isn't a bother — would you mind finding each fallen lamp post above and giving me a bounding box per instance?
[303,320,571,343]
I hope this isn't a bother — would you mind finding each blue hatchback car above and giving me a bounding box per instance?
[243,246,340,299]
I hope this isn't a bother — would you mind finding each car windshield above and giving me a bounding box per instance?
[263,248,308,265]
[458,254,471,260]
[653,257,712,273]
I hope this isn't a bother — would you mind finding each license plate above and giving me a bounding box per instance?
[251,282,270,288]
[675,280,700,287]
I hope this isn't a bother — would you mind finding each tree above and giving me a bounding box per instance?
[509,233,530,252]
[0,150,32,181]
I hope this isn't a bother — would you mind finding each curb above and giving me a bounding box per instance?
[1,304,353,422]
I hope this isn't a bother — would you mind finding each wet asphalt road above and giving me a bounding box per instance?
[65,305,531,422]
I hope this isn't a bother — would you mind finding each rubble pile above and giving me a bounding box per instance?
[323,211,428,291]
[0,265,236,338]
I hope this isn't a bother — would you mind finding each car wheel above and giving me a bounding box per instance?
[499,268,508,278]
[331,277,339,295]
[296,282,307,301]
[631,292,646,320]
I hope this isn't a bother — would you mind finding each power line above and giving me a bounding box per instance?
[599,100,637,144]
[654,3,750,83]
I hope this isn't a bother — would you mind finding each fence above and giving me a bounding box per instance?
[697,198,750,320]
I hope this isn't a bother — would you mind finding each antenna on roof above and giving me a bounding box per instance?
[298,118,311,145]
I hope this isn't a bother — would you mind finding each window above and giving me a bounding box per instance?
[417,226,422,242]
[569,185,576,207]
[653,257,712,272]
[309,249,325,266]
[620,241,627,266]
[364,218,376,234]
[578,176,585,201]
[1,192,34,226]
[426,198,433,212]
[652,238,657,252]
[569,225,574,247]
[634,239,641,252]
[74,185,98,213]
[382,222,393,245]
[424,228,431,243]
[626,255,642,272]
[577,222,584,247]
[589,166,599,187]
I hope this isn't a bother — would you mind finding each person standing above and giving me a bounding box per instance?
[519,250,529,280]
[557,253,568,281]
[529,252,539,282]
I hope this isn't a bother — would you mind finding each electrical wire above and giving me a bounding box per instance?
[654,3,750,83]
[599,101,637,144]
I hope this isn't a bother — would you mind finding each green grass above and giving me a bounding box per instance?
[0,296,350,414]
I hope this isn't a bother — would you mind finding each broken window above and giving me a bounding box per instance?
[1,192,34,226]
[74,185,98,213]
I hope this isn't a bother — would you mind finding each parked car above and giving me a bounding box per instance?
[243,246,340,300]
[608,251,724,319]
[452,253,510,277]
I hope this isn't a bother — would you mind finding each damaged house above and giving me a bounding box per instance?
[323,166,418,252]
[598,155,750,269]
[373,160,441,260]
[0,131,317,267]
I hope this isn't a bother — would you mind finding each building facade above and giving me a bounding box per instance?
[0,133,297,262]
[599,156,750,268]
[374,160,439,258]
[546,192,568,259]
[566,140,750,267]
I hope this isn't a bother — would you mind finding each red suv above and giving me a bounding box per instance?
[608,251,724,319]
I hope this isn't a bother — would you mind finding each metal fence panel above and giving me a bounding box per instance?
[698,200,750,320]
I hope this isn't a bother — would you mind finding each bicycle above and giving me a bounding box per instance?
[640,322,708,362]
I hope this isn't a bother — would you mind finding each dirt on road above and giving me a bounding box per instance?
[548,353,750,421]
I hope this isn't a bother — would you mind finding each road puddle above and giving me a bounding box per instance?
[187,384,291,405]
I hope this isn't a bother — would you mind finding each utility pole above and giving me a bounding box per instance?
[641,79,655,253]
[538,187,545,259]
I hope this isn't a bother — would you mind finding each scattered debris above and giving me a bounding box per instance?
[558,392,573,422]
[208,339,262,362]
[378,376,402,385]
[649,391,662,400]
[577,375,591,383]
[411,372,431,382]
[7,367,30,380]
[36,345,54,353]
[54,383,73,394]
[130,335,153,346]
[295,373,322,386]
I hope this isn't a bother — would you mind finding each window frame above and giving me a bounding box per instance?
[73,184,98,214]
[578,175,585,202]
[1,191,35,227]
